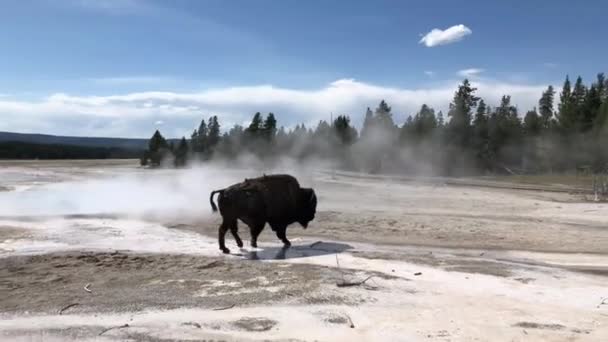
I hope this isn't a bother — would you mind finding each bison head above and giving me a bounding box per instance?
[298,188,317,228]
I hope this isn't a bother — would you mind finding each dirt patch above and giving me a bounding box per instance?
[513,322,566,330]
[174,207,608,257]
[181,322,202,329]
[565,266,608,276]
[0,226,32,240]
[326,316,349,324]
[0,251,354,315]
[514,277,536,284]
[308,210,608,254]
[571,328,592,334]
[319,311,350,325]
[350,250,515,278]
[445,262,512,277]
[232,317,278,332]
[303,293,365,305]
[2,326,107,342]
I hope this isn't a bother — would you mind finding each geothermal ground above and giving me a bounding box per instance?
[0,160,607,341]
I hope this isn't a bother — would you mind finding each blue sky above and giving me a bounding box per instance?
[0,0,606,137]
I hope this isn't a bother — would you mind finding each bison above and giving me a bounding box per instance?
[209,174,317,254]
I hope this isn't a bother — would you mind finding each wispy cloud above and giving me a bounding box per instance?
[155,120,164,125]
[457,68,484,78]
[0,79,547,138]
[424,71,435,77]
[419,24,472,47]
[543,62,558,68]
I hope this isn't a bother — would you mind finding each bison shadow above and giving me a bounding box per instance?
[236,241,353,261]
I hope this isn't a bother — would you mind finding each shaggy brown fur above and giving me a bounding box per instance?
[210,174,317,254]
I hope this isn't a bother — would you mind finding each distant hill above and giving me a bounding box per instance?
[0,131,149,150]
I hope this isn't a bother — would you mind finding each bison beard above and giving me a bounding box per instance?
[209,174,317,254]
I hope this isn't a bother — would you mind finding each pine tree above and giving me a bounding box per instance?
[314,120,331,138]
[174,137,189,167]
[472,99,490,170]
[447,79,479,148]
[374,100,396,132]
[581,74,605,133]
[178,137,188,150]
[208,116,221,149]
[411,104,437,139]
[437,111,445,127]
[572,76,587,131]
[190,129,199,151]
[593,100,608,171]
[594,97,608,133]
[243,112,264,155]
[473,99,487,127]
[247,112,263,136]
[333,115,357,145]
[538,85,555,129]
[361,107,374,139]
[488,96,523,170]
[596,73,606,102]
[275,126,288,154]
[399,116,414,143]
[557,76,575,130]
[276,126,287,141]
[262,113,277,142]
[572,76,587,109]
[147,130,169,166]
[148,130,168,152]
[523,108,541,136]
[522,108,541,172]
[196,119,208,152]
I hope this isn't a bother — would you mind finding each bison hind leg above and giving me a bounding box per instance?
[229,220,243,248]
[218,221,230,254]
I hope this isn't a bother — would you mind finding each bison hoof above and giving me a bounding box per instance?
[251,242,258,248]
[221,248,230,254]
[237,241,243,248]
[283,242,291,248]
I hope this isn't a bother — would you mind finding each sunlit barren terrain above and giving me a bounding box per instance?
[1,160,607,341]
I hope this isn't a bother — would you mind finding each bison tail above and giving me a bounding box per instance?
[209,190,223,212]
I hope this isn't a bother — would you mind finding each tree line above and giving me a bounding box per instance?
[143,73,608,176]
[0,141,142,160]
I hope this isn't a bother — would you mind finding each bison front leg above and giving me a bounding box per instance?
[218,221,231,254]
[275,226,291,248]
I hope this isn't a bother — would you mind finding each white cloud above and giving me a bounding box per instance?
[543,62,558,68]
[457,68,484,77]
[424,71,435,77]
[419,24,472,47]
[155,120,164,125]
[0,79,548,138]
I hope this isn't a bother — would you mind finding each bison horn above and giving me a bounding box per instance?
[310,191,316,203]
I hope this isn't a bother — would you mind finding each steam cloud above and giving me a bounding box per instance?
[0,158,326,220]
